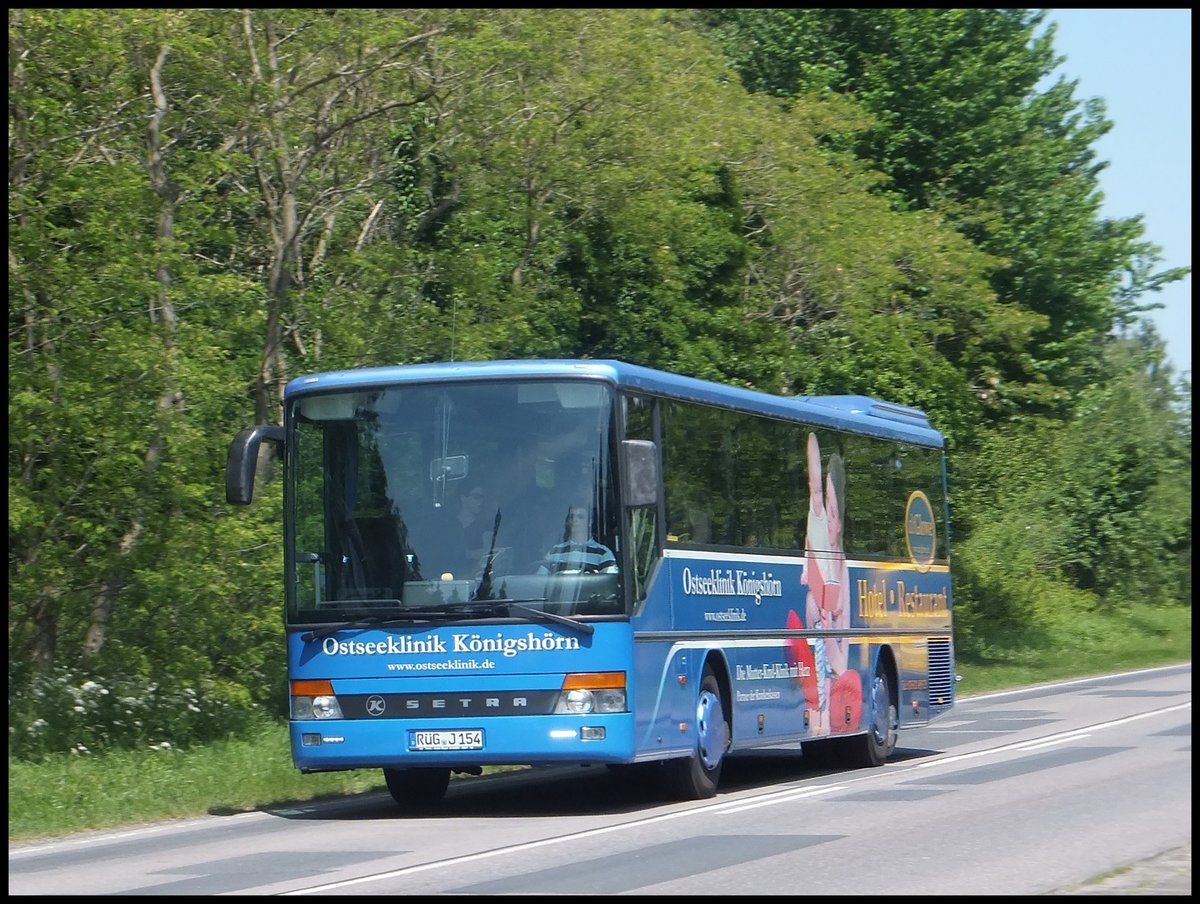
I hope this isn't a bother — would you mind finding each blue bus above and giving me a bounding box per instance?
[227,360,955,807]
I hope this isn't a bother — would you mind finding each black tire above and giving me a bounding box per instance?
[843,667,898,767]
[662,664,729,800]
[382,766,451,809]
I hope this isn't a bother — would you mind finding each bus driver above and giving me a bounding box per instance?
[538,505,618,574]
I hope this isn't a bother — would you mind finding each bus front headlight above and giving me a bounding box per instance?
[553,672,627,714]
[292,695,344,720]
[290,679,344,720]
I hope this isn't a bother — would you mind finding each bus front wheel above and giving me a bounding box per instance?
[383,766,451,809]
[662,664,729,800]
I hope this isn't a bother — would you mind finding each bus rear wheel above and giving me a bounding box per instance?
[662,664,729,800]
[383,766,451,809]
[846,668,897,767]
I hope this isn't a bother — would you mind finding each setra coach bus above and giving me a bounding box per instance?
[226,359,956,808]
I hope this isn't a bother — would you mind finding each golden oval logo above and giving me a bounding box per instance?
[904,491,936,572]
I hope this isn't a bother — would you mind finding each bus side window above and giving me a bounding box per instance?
[623,393,658,603]
[684,505,711,544]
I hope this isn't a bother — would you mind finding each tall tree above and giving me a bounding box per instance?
[216,9,446,424]
[704,8,1189,421]
[9,9,283,707]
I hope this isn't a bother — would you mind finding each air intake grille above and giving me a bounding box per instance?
[928,637,955,707]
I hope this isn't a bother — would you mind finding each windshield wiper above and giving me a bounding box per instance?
[432,596,593,636]
[499,600,594,636]
[473,508,503,600]
[300,600,594,642]
[301,610,465,642]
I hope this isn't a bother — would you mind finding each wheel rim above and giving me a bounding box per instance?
[696,688,728,770]
[869,674,896,753]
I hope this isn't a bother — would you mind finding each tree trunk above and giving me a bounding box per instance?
[83,44,182,660]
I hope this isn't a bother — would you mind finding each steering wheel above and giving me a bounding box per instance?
[532,559,601,575]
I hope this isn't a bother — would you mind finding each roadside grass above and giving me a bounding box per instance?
[953,602,1191,696]
[8,721,387,842]
[9,604,1190,844]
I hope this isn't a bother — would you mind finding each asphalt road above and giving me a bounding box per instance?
[9,665,1190,895]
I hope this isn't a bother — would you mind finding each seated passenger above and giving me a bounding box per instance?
[538,505,618,574]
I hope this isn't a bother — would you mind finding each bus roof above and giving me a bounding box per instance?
[286,359,944,448]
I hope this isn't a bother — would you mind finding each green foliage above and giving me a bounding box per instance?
[7,666,267,762]
[704,8,1190,423]
[951,337,1191,660]
[1044,340,1192,605]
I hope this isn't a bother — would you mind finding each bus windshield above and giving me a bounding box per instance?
[287,378,621,625]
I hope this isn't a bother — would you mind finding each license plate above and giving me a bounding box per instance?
[409,729,484,751]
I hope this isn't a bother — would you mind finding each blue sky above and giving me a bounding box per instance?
[1043,8,1192,377]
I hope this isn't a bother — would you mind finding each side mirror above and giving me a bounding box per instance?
[226,425,285,505]
[620,439,659,508]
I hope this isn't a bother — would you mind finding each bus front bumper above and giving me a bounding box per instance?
[290,713,635,770]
